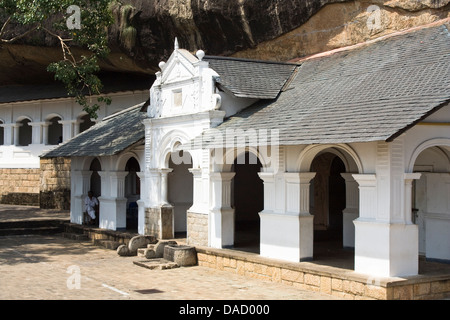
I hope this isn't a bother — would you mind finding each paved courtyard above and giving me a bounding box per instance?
[0,233,343,302]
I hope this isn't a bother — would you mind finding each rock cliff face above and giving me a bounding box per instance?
[0,0,448,85]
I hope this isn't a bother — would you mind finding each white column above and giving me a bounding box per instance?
[13,123,20,146]
[98,171,128,230]
[353,172,421,277]
[71,170,92,225]
[59,120,77,141]
[209,172,235,248]
[341,173,360,248]
[259,172,315,262]
[1,123,14,145]
[188,168,203,212]
[159,168,173,205]
[136,171,146,235]
[147,168,161,207]
[30,122,45,145]
[404,173,421,224]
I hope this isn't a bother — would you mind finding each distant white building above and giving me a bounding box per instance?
[0,79,149,207]
[45,24,450,278]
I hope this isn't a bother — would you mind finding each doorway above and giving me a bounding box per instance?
[168,150,193,237]
[232,152,264,253]
[310,152,346,258]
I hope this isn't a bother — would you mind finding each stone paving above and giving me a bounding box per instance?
[0,233,344,301]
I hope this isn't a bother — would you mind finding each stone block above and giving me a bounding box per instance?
[154,240,177,258]
[281,269,304,283]
[163,244,197,266]
[117,244,131,256]
[320,276,332,294]
[304,273,321,287]
[127,235,157,255]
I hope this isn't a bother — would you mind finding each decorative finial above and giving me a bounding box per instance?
[174,37,179,50]
[196,50,205,61]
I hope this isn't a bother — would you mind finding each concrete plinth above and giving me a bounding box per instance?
[144,205,174,239]
[354,219,419,277]
[260,211,313,262]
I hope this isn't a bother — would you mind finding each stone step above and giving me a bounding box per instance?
[133,258,179,270]
[137,247,156,259]
[0,226,63,236]
[61,232,89,241]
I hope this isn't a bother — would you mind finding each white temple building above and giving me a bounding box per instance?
[43,24,450,279]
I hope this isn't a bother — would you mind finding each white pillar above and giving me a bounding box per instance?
[71,170,92,225]
[30,122,46,145]
[1,123,14,145]
[136,171,146,235]
[98,171,128,230]
[13,123,20,146]
[340,173,360,248]
[259,172,315,262]
[59,120,77,142]
[209,172,235,248]
[159,168,173,205]
[188,168,203,212]
[353,172,422,277]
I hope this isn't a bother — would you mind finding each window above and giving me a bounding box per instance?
[18,118,32,146]
[0,121,4,146]
[79,114,95,133]
[47,116,62,145]
[173,89,182,107]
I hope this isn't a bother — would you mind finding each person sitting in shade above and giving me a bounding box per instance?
[84,191,99,225]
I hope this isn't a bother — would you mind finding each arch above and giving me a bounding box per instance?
[297,144,363,173]
[45,113,64,121]
[16,117,32,146]
[407,138,450,173]
[16,115,32,123]
[219,146,273,173]
[158,129,195,168]
[46,115,63,145]
[116,151,142,172]
[125,156,141,231]
[79,156,105,171]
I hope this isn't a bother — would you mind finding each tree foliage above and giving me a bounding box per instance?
[0,0,114,119]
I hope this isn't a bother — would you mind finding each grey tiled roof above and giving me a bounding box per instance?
[41,102,146,158]
[204,56,298,99]
[189,24,450,148]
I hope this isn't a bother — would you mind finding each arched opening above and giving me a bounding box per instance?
[412,145,450,261]
[88,158,101,227]
[168,150,193,237]
[18,118,32,146]
[125,157,140,231]
[232,152,264,253]
[89,158,101,197]
[47,116,62,145]
[79,114,95,133]
[0,120,4,145]
[310,152,347,261]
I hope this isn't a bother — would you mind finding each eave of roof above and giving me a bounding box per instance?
[41,102,147,158]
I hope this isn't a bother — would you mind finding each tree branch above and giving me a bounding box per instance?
[0,24,40,44]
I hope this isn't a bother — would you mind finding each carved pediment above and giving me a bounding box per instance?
[160,47,198,85]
